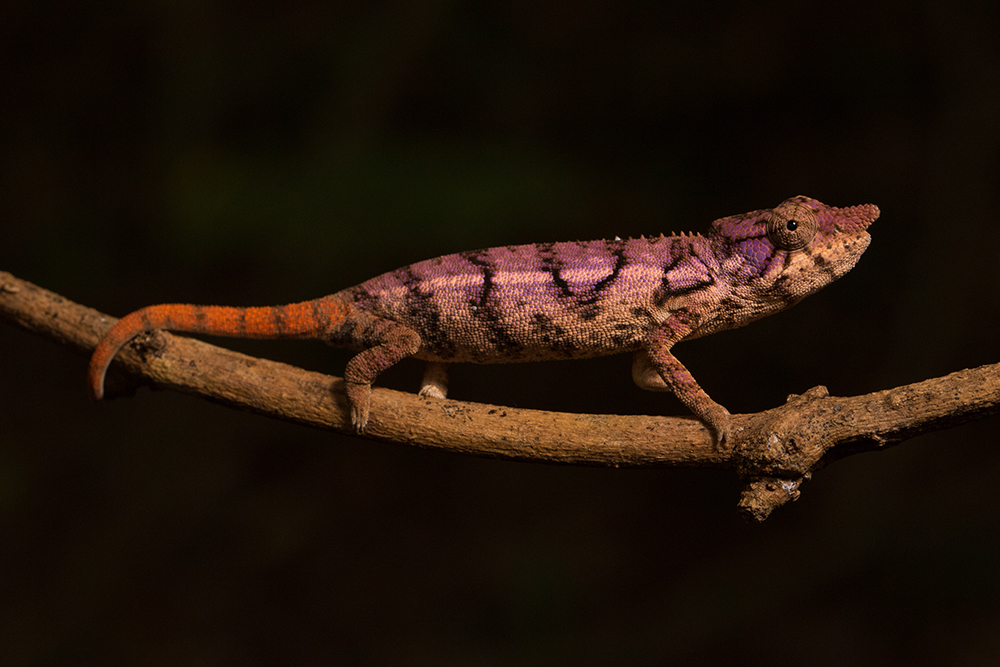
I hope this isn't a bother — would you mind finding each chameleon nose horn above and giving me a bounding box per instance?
[848,203,880,230]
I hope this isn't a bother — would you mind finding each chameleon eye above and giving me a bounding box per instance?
[767,207,816,250]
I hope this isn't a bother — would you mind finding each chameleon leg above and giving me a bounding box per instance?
[340,314,423,431]
[418,361,449,399]
[638,326,732,445]
[631,350,672,391]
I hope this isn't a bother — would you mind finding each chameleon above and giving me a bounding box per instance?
[88,195,878,443]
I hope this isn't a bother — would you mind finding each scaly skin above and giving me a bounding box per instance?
[88,196,878,443]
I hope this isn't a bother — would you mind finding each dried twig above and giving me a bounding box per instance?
[3,270,998,520]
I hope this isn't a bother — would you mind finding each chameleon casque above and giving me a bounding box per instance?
[88,196,878,443]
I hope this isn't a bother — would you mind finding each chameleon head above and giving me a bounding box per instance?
[712,195,879,303]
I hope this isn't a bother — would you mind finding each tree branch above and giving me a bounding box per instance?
[3,270,998,521]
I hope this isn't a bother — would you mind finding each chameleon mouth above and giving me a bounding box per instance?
[810,232,872,280]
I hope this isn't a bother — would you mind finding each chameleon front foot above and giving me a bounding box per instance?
[344,381,372,431]
[632,349,732,446]
[418,360,449,399]
[696,402,732,447]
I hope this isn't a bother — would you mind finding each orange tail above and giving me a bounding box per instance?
[88,297,351,400]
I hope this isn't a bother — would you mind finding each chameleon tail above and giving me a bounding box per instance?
[88,296,351,400]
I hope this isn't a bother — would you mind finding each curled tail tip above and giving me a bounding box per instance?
[87,361,108,401]
[88,332,129,402]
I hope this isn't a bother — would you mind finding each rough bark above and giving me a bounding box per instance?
[3,270,998,520]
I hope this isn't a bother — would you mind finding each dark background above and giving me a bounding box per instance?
[3,1,1000,664]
